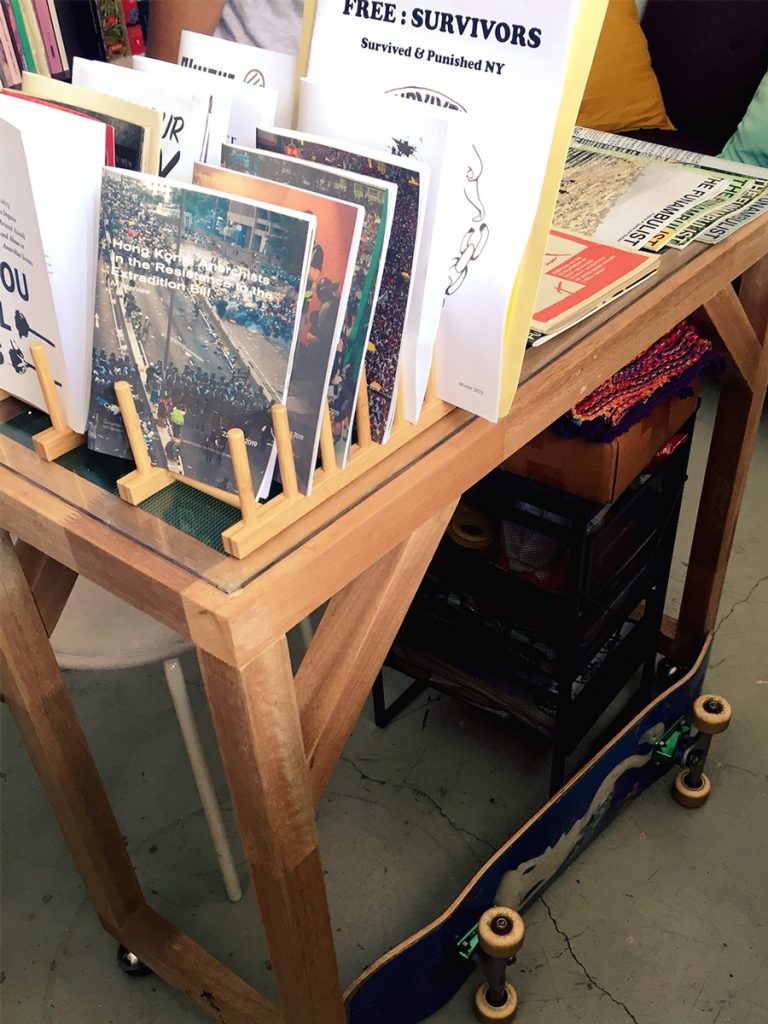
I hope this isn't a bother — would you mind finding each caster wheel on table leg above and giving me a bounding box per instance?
[477,908,525,959]
[117,945,152,977]
[692,694,732,735]
[672,768,712,808]
[474,981,518,1022]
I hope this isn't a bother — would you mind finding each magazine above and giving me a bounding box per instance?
[565,129,768,248]
[253,125,428,444]
[0,94,105,430]
[556,145,730,250]
[697,195,768,244]
[87,168,315,498]
[178,29,295,130]
[220,141,396,467]
[192,161,364,495]
[527,229,659,346]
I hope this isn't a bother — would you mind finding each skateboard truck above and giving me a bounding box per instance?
[653,693,732,808]
[462,907,524,1022]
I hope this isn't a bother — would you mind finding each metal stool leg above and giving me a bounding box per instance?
[163,658,243,902]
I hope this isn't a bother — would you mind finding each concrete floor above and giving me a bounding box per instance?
[2,381,766,1024]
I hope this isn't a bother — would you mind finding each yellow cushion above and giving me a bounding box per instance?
[578,0,674,133]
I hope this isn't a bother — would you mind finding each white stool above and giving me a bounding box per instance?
[51,577,243,902]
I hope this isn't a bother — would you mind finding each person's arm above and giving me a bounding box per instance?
[146,0,226,62]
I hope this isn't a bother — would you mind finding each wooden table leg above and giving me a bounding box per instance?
[0,531,144,933]
[2,529,285,1022]
[14,538,77,635]
[296,502,457,804]
[674,255,768,663]
[199,637,346,1024]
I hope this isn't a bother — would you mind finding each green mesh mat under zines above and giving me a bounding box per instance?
[1,410,240,553]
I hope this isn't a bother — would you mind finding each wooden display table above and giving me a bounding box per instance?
[1,212,767,1024]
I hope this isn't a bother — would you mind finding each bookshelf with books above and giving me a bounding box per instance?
[0,0,148,85]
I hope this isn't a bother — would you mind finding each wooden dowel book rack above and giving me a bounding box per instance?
[9,327,454,557]
[16,341,454,559]
[28,342,85,461]
[113,368,453,559]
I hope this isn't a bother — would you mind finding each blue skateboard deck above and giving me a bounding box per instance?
[345,636,712,1023]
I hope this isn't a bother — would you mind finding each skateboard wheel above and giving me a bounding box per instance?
[478,908,525,959]
[692,694,732,735]
[672,768,712,808]
[474,981,518,1021]
[116,945,151,977]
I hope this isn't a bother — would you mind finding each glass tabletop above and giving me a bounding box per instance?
[0,240,713,596]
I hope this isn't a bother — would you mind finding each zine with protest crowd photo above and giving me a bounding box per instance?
[87,170,312,494]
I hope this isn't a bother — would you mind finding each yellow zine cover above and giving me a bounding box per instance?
[500,0,609,415]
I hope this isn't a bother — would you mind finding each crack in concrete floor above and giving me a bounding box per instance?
[540,896,641,1024]
[340,754,496,854]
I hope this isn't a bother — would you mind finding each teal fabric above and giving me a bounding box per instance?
[721,71,768,168]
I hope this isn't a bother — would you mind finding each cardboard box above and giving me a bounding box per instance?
[502,387,700,504]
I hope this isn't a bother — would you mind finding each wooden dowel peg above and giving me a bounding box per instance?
[227,428,259,524]
[113,379,168,504]
[355,375,372,449]
[222,376,456,559]
[320,402,339,475]
[29,341,85,461]
[115,380,152,476]
[30,342,66,431]
[271,403,299,500]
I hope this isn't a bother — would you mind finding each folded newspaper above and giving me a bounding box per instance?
[556,128,768,253]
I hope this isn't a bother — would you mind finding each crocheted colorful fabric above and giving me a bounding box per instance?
[554,320,721,442]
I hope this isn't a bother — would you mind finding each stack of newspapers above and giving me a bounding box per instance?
[523,125,768,346]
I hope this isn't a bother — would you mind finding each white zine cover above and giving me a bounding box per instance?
[306,0,579,420]
[179,30,294,129]
[0,98,105,431]
[72,57,230,182]
[298,77,465,424]
[0,123,65,415]
[132,53,278,154]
